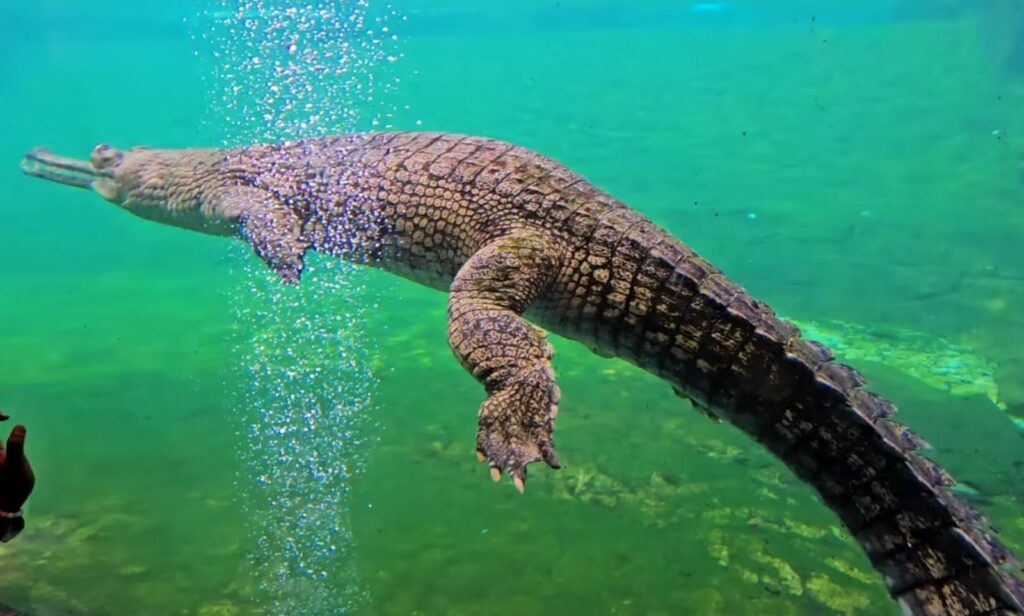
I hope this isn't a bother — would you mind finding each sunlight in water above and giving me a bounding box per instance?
[197,1,404,612]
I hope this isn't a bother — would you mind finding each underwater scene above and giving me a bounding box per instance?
[2,0,1024,614]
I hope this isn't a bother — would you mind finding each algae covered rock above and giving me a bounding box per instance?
[197,601,242,616]
[806,573,872,615]
[793,318,1023,431]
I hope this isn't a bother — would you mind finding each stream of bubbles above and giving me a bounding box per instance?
[194,2,405,612]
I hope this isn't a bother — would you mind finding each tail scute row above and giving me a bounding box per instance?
[772,330,1024,615]
[671,280,1024,614]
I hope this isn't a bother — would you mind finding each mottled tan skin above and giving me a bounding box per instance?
[22,133,1024,614]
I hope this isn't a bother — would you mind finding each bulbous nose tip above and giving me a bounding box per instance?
[91,144,123,170]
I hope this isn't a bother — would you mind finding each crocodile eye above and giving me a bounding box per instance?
[91,144,124,170]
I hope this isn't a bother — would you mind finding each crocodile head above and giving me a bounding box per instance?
[21,144,237,236]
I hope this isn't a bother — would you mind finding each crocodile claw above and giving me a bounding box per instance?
[476,367,562,492]
[540,442,561,469]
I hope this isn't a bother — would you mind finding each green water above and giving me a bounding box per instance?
[2,1,1024,614]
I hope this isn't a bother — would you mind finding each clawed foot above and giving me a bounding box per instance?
[476,366,562,493]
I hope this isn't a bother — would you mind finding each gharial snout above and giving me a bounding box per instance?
[22,145,124,200]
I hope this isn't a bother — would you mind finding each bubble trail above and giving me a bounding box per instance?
[193,1,405,612]
[233,259,378,614]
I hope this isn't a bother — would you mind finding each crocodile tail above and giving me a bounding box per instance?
[712,307,1024,615]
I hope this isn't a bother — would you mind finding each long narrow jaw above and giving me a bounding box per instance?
[21,148,109,190]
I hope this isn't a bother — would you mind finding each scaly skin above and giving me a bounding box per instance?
[22,132,1024,614]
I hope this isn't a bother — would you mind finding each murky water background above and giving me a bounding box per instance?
[1,1,1023,614]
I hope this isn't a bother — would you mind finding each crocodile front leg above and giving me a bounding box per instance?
[447,231,563,492]
[205,186,310,283]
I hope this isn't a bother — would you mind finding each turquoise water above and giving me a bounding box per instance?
[1,1,1023,614]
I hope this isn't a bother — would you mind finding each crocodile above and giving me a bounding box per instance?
[21,132,1024,614]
